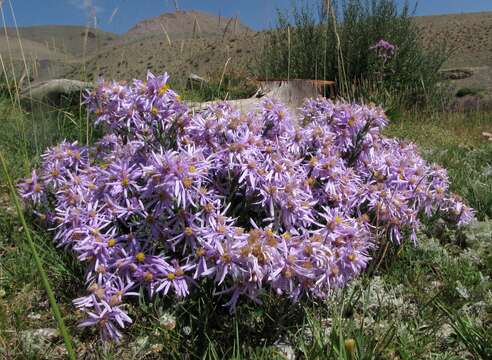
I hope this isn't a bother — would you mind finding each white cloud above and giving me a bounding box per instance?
[68,0,104,27]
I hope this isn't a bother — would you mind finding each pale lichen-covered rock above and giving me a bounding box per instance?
[20,328,60,354]
[21,79,93,107]
[188,79,331,117]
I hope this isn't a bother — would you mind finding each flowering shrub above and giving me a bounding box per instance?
[18,72,474,340]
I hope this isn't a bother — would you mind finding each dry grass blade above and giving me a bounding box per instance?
[159,22,172,46]
[108,7,119,24]
[217,57,231,99]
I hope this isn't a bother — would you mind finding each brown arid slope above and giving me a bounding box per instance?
[414,11,492,102]
[414,12,492,68]
[0,12,256,84]
[122,10,252,41]
[4,25,119,57]
[0,35,75,82]
[2,10,492,93]
[66,11,258,83]
[67,32,262,84]
[0,26,119,81]
[70,10,492,87]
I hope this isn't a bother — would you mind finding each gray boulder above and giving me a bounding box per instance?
[21,79,93,108]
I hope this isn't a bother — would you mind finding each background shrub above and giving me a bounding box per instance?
[256,0,449,110]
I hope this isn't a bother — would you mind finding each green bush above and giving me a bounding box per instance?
[256,0,449,110]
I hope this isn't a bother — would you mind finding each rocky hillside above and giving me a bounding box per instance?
[4,25,118,57]
[414,11,492,68]
[66,11,258,83]
[122,10,252,41]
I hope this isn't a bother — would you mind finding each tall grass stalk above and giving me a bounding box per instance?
[0,152,76,360]
[0,3,20,107]
[217,57,231,99]
[287,26,291,81]
[7,0,38,154]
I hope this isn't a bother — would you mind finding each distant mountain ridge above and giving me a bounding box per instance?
[123,10,252,40]
[4,25,118,57]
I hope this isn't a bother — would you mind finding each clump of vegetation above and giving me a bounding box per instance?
[256,0,449,110]
[16,73,474,342]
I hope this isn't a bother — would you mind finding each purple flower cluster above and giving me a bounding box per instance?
[18,72,473,340]
[370,39,397,61]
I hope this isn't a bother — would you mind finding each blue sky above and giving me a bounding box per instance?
[4,0,492,33]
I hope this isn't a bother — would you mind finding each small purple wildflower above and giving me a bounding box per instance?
[370,38,397,61]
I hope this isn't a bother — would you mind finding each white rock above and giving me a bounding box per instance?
[275,343,296,360]
[20,328,60,353]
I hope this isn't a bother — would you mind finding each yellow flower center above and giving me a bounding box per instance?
[135,252,145,263]
[305,177,316,186]
[283,267,293,278]
[144,272,153,282]
[221,254,232,263]
[240,246,250,257]
[158,84,170,96]
[304,245,313,256]
[196,247,205,257]
[183,176,192,188]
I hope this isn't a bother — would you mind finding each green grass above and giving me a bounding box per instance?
[0,96,93,182]
[0,94,491,358]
